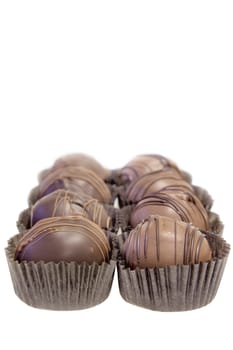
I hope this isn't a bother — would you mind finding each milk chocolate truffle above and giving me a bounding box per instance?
[130,191,209,230]
[38,166,112,203]
[120,154,179,183]
[15,216,110,264]
[126,168,193,202]
[39,153,110,182]
[122,215,212,269]
[30,190,112,229]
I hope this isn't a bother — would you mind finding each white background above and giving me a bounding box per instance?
[0,1,232,349]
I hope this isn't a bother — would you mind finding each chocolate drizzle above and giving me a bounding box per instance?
[38,166,112,203]
[122,216,212,269]
[119,154,180,183]
[130,190,209,230]
[126,170,194,203]
[30,190,112,229]
[15,216,110,264]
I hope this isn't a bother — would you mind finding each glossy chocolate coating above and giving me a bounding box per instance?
[38,153,110,182]
[38,166,111,203]
[15,216,110,264]
[130,190,209,230]
[126,168,193,202]
[120,154,179,183]
[122,215,212,269]
[30,190,112,229]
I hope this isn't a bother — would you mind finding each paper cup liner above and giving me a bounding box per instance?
[117,231,230,312]
[5,232,117,310]
[104,170,123,185]
[114,205,133,231]
[208,211,224,236]
[193,185,213,211]
[180,170,192,183]
[17,208,30,233]
[38,168,50,183]
[28,186,40,206]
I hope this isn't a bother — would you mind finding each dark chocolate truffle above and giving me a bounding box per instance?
[130,190,209,230]
[120,154,179,183]
[122,215,212,269]
[126,168,193,202]
[38,153,110,182]
[38,166,112,203]
[15,216,110,264]
[30,190,112,229]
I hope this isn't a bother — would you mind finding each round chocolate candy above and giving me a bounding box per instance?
[30,190,112,229]
[38,153,110,182]
[120,154,179,183]
[15,216,110,264]
[38,166,112,203]
[130,190,209,230]
[126,168,193,202]
[122,215,212,269]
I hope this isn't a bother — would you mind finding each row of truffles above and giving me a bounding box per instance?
[16,154,113,264]
[7,153,229,312]
[118,155,212,269]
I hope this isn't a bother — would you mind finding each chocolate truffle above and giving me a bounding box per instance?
[30,190,112,229]
[120,154,179,183]
[126,168,193,202]
[130,191,209,230]
[122,215,212,269]
[38,166,112,203]
[38,153,110,182]
[15,216,110,264]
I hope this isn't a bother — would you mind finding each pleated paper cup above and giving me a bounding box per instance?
[6,232,117,311]
[192,185,213,211]
[117,231,230,312]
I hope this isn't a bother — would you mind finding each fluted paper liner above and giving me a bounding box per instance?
[117,231,230,311]
[192,185,213,211]
[6,232,117,310]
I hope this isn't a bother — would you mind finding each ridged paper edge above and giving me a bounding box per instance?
[117,231,230,312]
[6,232,117,310]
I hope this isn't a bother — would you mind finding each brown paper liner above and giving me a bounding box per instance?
[6,232,117,310]
[114,205,133,231]
[117,231,230,312]
[180,170,192,183]
[193,185,213,211]
[28,186,40,206]
[208,211,224,236]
